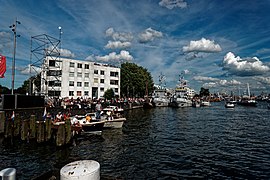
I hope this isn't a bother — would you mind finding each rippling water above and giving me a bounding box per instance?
[1,102,270,179]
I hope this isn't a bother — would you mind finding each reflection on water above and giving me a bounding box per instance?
[0,102,270,179]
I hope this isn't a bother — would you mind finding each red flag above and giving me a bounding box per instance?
[0,55,6,78]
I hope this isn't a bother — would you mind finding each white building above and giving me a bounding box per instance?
[41,57,121,99]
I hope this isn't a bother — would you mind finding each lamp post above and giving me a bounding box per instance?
[9,18,20,95]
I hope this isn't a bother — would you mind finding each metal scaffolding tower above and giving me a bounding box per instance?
[29,34,61,97]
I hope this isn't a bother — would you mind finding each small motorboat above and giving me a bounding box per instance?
[225,102,235,108]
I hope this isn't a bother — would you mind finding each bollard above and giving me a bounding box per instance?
[21,120,29,141]
[0,168,16,180]
[65,118,72,144]
[36,121,45,143]
[60,160,100,180]
[56,123,66,146]
[45,118,52,141]
[29,115,36,139]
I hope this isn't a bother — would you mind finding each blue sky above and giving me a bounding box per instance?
[1,0,270,95]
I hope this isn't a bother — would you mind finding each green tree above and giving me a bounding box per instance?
[0,85,11,94]
[104,88,115,100]
[199,87,210,97]
[120,62,154,98]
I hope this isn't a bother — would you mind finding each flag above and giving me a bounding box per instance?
[0,55,6,78]
[43,107,47,120]
[11,111,15,122]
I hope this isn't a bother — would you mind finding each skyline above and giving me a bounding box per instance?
[0,0,270,95]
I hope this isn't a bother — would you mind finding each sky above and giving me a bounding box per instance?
[1,0,270,95]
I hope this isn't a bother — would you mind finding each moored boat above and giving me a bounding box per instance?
[225,102,235,108]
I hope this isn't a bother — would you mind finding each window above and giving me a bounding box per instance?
[84,91,89,96]
[77,63,82,68]
[77,82,82,87]
[48,80,61,87]
[100,79,104,83]
[94,78,98,83]
[101,70,104,75]
[47,70,62,76]
[110,71,119,77]
[70,62,75,67]
[49,60,55,67]
[85,64,89,69]
[115,88,118,93]
[69,81,74,86]
[94,70,98,74]
[85,73,89,78]
[69,72,74,77]
[100,87,104,92]
[84,82,89,87]
[77,91,82,96]
[110,80,119,85]
[77,72,82,77]
[69,91,74,96]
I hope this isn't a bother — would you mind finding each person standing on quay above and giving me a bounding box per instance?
[95,101,102,119]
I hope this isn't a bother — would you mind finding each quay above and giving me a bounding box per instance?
[0,100,143,147]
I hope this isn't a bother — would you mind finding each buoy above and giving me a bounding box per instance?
[0,168,16,180]
[60,160,100,180]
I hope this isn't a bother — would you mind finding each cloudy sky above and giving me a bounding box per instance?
[1,0,270,95]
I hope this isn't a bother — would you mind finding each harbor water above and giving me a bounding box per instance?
[0,101,270,179]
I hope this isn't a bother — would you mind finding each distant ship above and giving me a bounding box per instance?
[237,83,257,107]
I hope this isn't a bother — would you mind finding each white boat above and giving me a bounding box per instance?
[169,74,192,108]
[192,100,200,108]
[103,105,124,113]
[152,74,170,107]
[152,89,170,107]
[71,114,105,135]
[237,83,257,107]
[225,102,235,108]
[201,101,211,106]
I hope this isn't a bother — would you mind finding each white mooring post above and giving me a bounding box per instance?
[0,168,16,180]
[60,160,100,180]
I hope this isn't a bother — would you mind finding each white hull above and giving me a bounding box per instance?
[201,101,211,106]
[103,118,126,128]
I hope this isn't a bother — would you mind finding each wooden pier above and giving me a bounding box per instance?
[0,110,73,147]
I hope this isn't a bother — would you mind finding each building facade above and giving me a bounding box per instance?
[41,57,121,99]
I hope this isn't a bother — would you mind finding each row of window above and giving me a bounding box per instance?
[68,88,118,96]
[48,60,119,76]
[69,79,118,86]
[47,79,119,87]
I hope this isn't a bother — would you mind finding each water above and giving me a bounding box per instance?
[0,102,270,179]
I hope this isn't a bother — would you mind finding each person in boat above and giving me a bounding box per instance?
[95,101,102,119]
[85,114,91,122]
[72,115,80,126]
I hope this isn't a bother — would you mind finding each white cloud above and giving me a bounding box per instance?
[253,76,270,85]
[19,64,41,75]
[105,28,133,42]
[105,40,131,49]
[223,52,270,76]
[193,76,219,82]
[183,38,222,53]
[60,49,75,58]
[0,31,12,53]
[47,47,75,58]
[159,0,187,9]
[138,28,163,43]
[202,82,217,88]
[89,50,133,62]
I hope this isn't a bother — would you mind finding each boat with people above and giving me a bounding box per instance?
[71,114,105,135]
